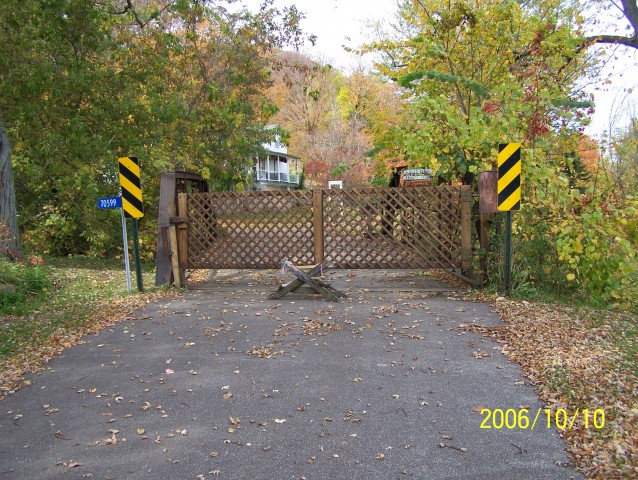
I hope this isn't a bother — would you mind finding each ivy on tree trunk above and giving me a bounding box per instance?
[0,123,21,257]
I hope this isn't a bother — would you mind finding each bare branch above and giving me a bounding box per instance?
[585,33,638,49]
[104,0,174,29]
[586,0,638,49]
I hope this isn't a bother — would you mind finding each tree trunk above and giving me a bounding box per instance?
[0,123,21,257]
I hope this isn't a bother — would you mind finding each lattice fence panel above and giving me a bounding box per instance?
[323,186,464,269]
[187,191,314,269]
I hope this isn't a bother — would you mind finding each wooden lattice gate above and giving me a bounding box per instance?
[181,186,472,271]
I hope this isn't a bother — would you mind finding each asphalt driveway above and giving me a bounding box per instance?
[0,270,581,479]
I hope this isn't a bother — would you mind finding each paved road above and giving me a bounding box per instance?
[0,271,581,479]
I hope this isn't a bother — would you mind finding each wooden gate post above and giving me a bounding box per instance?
[166,193,182,288]
[479,213,490,283]
[176,193,188,286]
[312,189,324,264]
[460,185,473,272]
[168,223,181,288]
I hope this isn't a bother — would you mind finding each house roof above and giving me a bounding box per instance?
[263,149,300,160]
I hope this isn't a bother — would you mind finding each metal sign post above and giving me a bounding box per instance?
[98,196,131,292]
[120,208,132,292]
[503,211,512,291]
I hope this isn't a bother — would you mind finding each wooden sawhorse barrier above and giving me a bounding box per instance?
[269,260,347,302]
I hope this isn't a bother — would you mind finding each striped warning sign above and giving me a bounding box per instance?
[497,143,521,211]
[118,156,144,218]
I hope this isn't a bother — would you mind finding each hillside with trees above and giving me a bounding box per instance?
[266,51,404,187]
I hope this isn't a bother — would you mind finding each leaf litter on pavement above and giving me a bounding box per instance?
[0,260,176,398]
[462,297,637,479]
[3,265,633,478]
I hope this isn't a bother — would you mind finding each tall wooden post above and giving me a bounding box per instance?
[168,223,181,288]
[312,189,324,264]
[155,172,176,286]
[479,213,490,284]
[177,193,188,287]
[460,185,472,272]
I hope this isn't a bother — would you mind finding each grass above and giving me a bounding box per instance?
[0,255,165,365]
[0,260,51,316]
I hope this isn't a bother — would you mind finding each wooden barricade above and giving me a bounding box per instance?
[175,186,472,275]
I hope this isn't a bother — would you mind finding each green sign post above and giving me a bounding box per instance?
[497,143,522,292]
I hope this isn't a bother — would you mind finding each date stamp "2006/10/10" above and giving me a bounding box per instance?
[479,408,605,430]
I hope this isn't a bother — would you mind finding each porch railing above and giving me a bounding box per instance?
[255,169,300,185]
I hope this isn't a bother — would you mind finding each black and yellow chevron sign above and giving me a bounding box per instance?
[497,143,522,211]
[118,156,144,218]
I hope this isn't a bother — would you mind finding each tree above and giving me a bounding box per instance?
[609,116,638,195]
[0,124,20,257]
[0,0,309,256]
[267,52,404,187]
[365,0,595,184]
[362,0,638,308]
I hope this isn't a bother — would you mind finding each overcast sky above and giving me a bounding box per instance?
[240,0,638,138]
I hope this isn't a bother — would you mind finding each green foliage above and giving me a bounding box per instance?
[486,219,576,300]
[364,0,638,311]
[485,140,637,310]
[367,0,594,184]
[608,117,638,198]
[491,143,638,310]
[295,171,306,190]
[0,259,51,315]
[331,163,347,178]
[554,194,638,310]
[0,0,310,258]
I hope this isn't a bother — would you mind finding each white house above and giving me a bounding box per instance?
[252,135,301,191]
